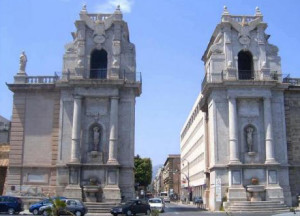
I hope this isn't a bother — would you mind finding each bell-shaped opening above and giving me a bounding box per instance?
[238,51,254,80]
[90,49,107,79]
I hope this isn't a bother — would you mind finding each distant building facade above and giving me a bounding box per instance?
[181,7,300,211]
[0,115,10,195]
[5,6,141,203]
[162,154,180,199]
[180,104,207,203]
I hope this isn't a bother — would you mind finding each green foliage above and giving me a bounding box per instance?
[151,209,160,216]
[44,198,73,216]
[134,155,152,187]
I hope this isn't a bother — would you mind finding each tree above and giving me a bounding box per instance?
[134,155,152,188]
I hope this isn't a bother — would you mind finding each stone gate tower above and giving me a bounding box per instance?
[200,7,291,210]
[6,5,141,203]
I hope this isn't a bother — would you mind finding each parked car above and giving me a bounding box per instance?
[0,196,24,215]
[110,199,151,216]
[148,198,165,213]
[29,197,66,215]
[39,199,88,216]
[193,196,203,206]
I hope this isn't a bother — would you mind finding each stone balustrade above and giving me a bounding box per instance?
[230,15,257,23]
[26,76,59,84]
[87,14,111,21]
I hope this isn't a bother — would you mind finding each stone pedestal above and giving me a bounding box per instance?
[63,185,82,200]
[103,185,121,203]
[266,186,284,203]
[226,68,237,80]
[228,187,247,202]
[247,185,265,201]
[87,151,103,163]
[83,185,101,202]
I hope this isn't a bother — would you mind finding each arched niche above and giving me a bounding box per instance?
[90,49,107,79]
[88,123,103,152]
[238,50,254,80]
[244,124,257,153]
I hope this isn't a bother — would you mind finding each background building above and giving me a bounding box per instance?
[162,154,180,199]
[180,101,207,203]
[181,7,300,211]
[5,6,141,204]
[0,115,10,195]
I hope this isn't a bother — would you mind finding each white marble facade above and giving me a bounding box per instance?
[6,6,141,203]
[182,7,292,211]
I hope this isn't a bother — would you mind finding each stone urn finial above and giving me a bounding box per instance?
[81,4,87,14]
[255,6,262,16]
[223,5,229,15]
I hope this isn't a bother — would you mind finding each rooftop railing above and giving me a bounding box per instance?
[87,14,111,21]
[230,15,257,23]
[26,74,59,84]
[283,76,300,86]
[201,71,288,91]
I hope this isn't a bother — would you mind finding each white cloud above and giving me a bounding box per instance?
[95,0,134,13]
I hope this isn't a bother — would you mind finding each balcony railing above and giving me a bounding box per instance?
[283,76,300,86]
[201,71,287,91]
[26,74,59,84]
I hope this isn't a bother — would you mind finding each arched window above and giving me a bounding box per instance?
[238,51,253,80]
[90,49,107,79]
[89,124,102,152]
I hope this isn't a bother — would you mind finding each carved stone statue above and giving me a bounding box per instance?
[93,126,100,151]
[246,127,254,152]
[19,51,27,72]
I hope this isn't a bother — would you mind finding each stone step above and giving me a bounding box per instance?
[231,201,283,205]
[226,201,289,212]
[84,202,119,213]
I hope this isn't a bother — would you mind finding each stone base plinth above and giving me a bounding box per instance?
[83,185,101,202]
[266,186,284,203]
[103,185,121,203]
[228,187,247,202]
[87,151,103,164]
[63,185,82,200]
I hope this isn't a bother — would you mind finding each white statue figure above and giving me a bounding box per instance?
[246,127,254,152]
[93,126,100,151]
[19,51,27,72]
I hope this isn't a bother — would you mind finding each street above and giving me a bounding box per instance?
[162,202,285,216]
[0,202,297,216]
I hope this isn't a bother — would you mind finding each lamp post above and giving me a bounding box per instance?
[182,158,190,202]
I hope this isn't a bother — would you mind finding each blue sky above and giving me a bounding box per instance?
[1,0,300,166]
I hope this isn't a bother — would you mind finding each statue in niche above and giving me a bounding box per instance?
[19,51,27,72]
[246,126,254,152]
[92,126,100,152]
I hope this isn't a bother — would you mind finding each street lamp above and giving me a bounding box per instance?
[181,158,190,202]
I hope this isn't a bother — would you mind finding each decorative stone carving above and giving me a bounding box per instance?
[93,126,100,152]
[245,126,254,152]
[93,35,105,44]
[266,44,279,56]
[19,51,27,73]
[229,16,262,46]
[209,32,224,54]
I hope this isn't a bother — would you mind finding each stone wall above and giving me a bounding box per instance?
[285,87,300,206]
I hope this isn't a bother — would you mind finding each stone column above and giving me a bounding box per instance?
[228,96,240,164]
[71,95,82,163]
[108,96,119,164]
[264,97,276,163]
